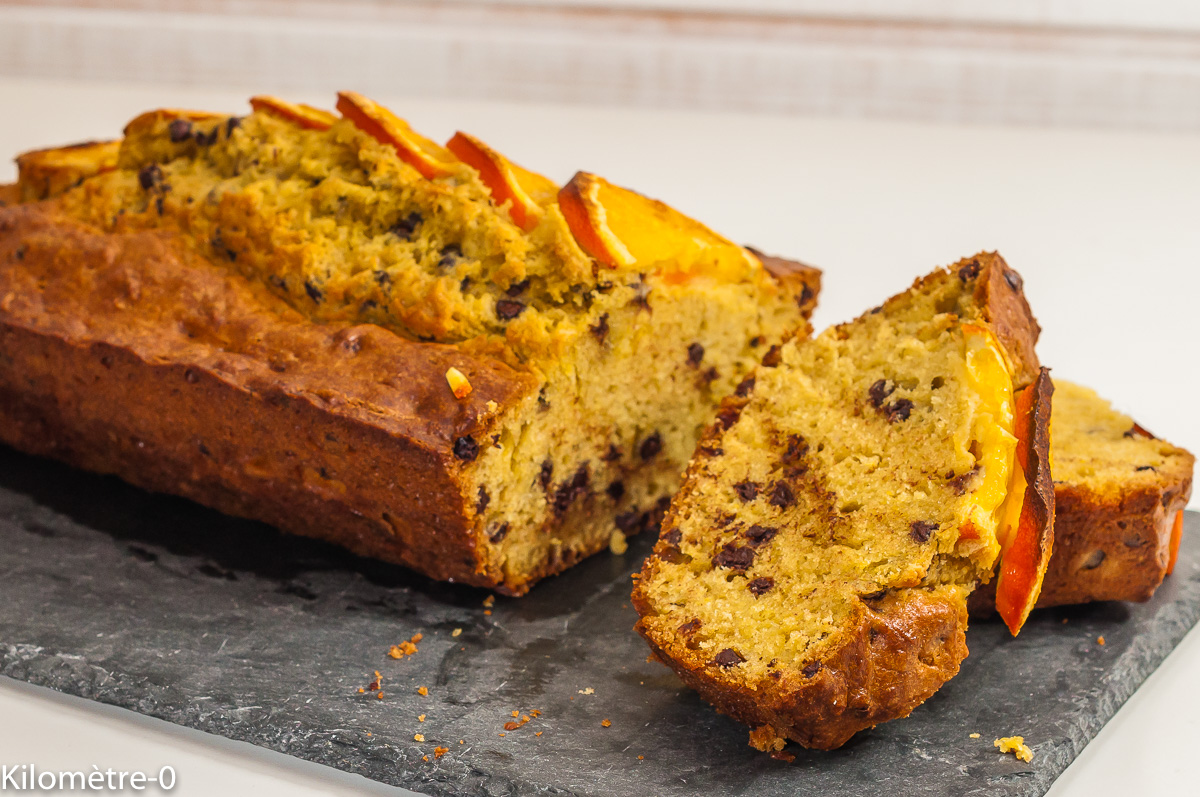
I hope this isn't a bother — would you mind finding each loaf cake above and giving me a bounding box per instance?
[987,380,1192,608]
[632,253,1054,751]
[0,93,819,595]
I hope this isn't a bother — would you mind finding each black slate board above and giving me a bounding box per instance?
[0,446,1196,797]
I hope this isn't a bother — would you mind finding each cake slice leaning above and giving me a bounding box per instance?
[632,253,1053,751]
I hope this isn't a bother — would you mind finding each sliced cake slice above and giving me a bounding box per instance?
[632,253,1053,751]
[1021,380,1191,606]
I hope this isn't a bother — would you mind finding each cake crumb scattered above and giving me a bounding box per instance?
[445,367,472,399]
[609,530,628,555]
[434,746,449,759]
[995,736,1034,762]
[452,628,462,637]
[417,686,428,696]
[511,710,519,717]
[748,724,787,753]
[1097,636,1106,646]
[535,732,543,737]
[459,740,465,745]
[578,687,594,695]
[637,755,644,760]
[483,594,495,608]
[1062,618,1068,624]
[970,733,981,739]
[499,733,506,737]
[485,400,499,414]
[484,609,492,616]
[414,733,425,742]
[422,755,429,762]
[418,714,426,722]
[601,719,612,728]
[376,692,384,700]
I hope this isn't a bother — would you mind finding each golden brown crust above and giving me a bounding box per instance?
[0,184,18,207]
[970,252,1042,389]
[15,141,120,202]
[747,247,822,319]
[0,201,542,590]
[634,584,968,750]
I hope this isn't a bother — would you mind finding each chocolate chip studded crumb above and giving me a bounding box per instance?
[868,379,895,408]
[453,436,479,461]
[744,524,778,547]
[639,432,663,460]
[552,463,590,515]
[590,313,610,343]
[950,467,980,495]
[768,481,796,508]
[733,480,759,502]
[663,528,682,546]
[496,299,525,320]
[748,576,775,596]
[687,343,705,366]
[476,486,490,513]
[712,648,746,668]
[539,459,553,489]
[909,520,938,543]
[885,398,914,423]
[713,543,755,571]
[801,661,822,678]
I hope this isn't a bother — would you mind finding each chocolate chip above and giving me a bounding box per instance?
[861,588,888,602]
[950,467,979,495]
[700,366,719,385]
[488,522,510,543]
[14,246,25,261]
[539,460,553,490]
[155,196,164,216]
[958,259,981,282]
[1004,269,1023,291]
[868,379,895,408]
[1082,549,1106,570]
[885,398,914,423]
[459,277,471,292]
[552,463,590,515]
[476,486,490,514]
[390,211,423,240]
[715,513,737,528]
[304,281,324,303]
[496,299,525,320]
[799,284,815,308]
[663,528,682,546]
[687,343,705,367]
[749,336,762,348]
[615,510,642,533]
[453,436,479,461]
[226,116,243,136]
[439,244,463,269]
[168,119,193,142]
[590,313,609,344]
[1124,423,1156,440]
[909,520,938,544]
[184,369,200,384]
[768,482,796,509]
[607,481,625,501]
[762,345,783,367]
[193,127,218,146]
[601,444,621,462]
[374,270,391,286]
[715,404,742,430]
[1136,465,1157,472]
[138,164,163,191]
[506,278,530,297]
[639,432,662,460]
[782,434,808,465]
[735,376,756,398]
[744,524,777,547]
[713,543,754,572]
[629,279,651,312]
[733,481,759,502]
[678,618,702,635]
[801,662,821,678]
[712,648,745,668]
[748,577,775,596]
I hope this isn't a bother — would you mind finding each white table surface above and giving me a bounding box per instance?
[0,77,1196,796]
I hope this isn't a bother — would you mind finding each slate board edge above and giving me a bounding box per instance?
[2,512,1198,797]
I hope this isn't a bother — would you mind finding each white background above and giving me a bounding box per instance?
[0,49,1197,797]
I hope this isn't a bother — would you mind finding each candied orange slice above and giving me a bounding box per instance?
[557,171,759,280]
[249,96,337,131]
[446,132,556,231]
[336,91,455,180]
